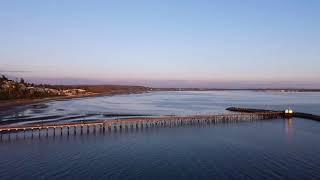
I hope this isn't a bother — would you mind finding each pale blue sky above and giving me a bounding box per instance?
[1,0,319,88]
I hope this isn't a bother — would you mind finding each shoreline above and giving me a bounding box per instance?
[0,90,149,112]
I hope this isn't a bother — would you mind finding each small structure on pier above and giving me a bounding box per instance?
[284,108,294,118]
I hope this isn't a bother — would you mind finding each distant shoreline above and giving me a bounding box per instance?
[152,88,320,92]
[1,88,320,112]
[0,90,148,112]
[0,75,151,112]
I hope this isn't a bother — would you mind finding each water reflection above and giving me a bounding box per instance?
[285,118,294,142]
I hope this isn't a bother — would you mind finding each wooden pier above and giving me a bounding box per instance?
[0,112,283,140]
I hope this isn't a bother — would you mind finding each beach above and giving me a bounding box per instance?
[0,87,149,112]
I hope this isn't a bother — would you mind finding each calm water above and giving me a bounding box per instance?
[1,91,320,179]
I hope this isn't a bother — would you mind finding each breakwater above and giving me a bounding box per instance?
[0,112,283,140]
[226,107,320,121]
[294,112,320,121]
[226,107,280,113]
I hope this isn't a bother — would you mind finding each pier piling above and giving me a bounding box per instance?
[0,112,285,141]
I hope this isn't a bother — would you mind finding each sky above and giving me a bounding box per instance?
[0,0,319,88]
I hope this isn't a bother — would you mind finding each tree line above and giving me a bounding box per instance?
[0,75,61,100]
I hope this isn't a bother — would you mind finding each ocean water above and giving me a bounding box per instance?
[0,91,320,179]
